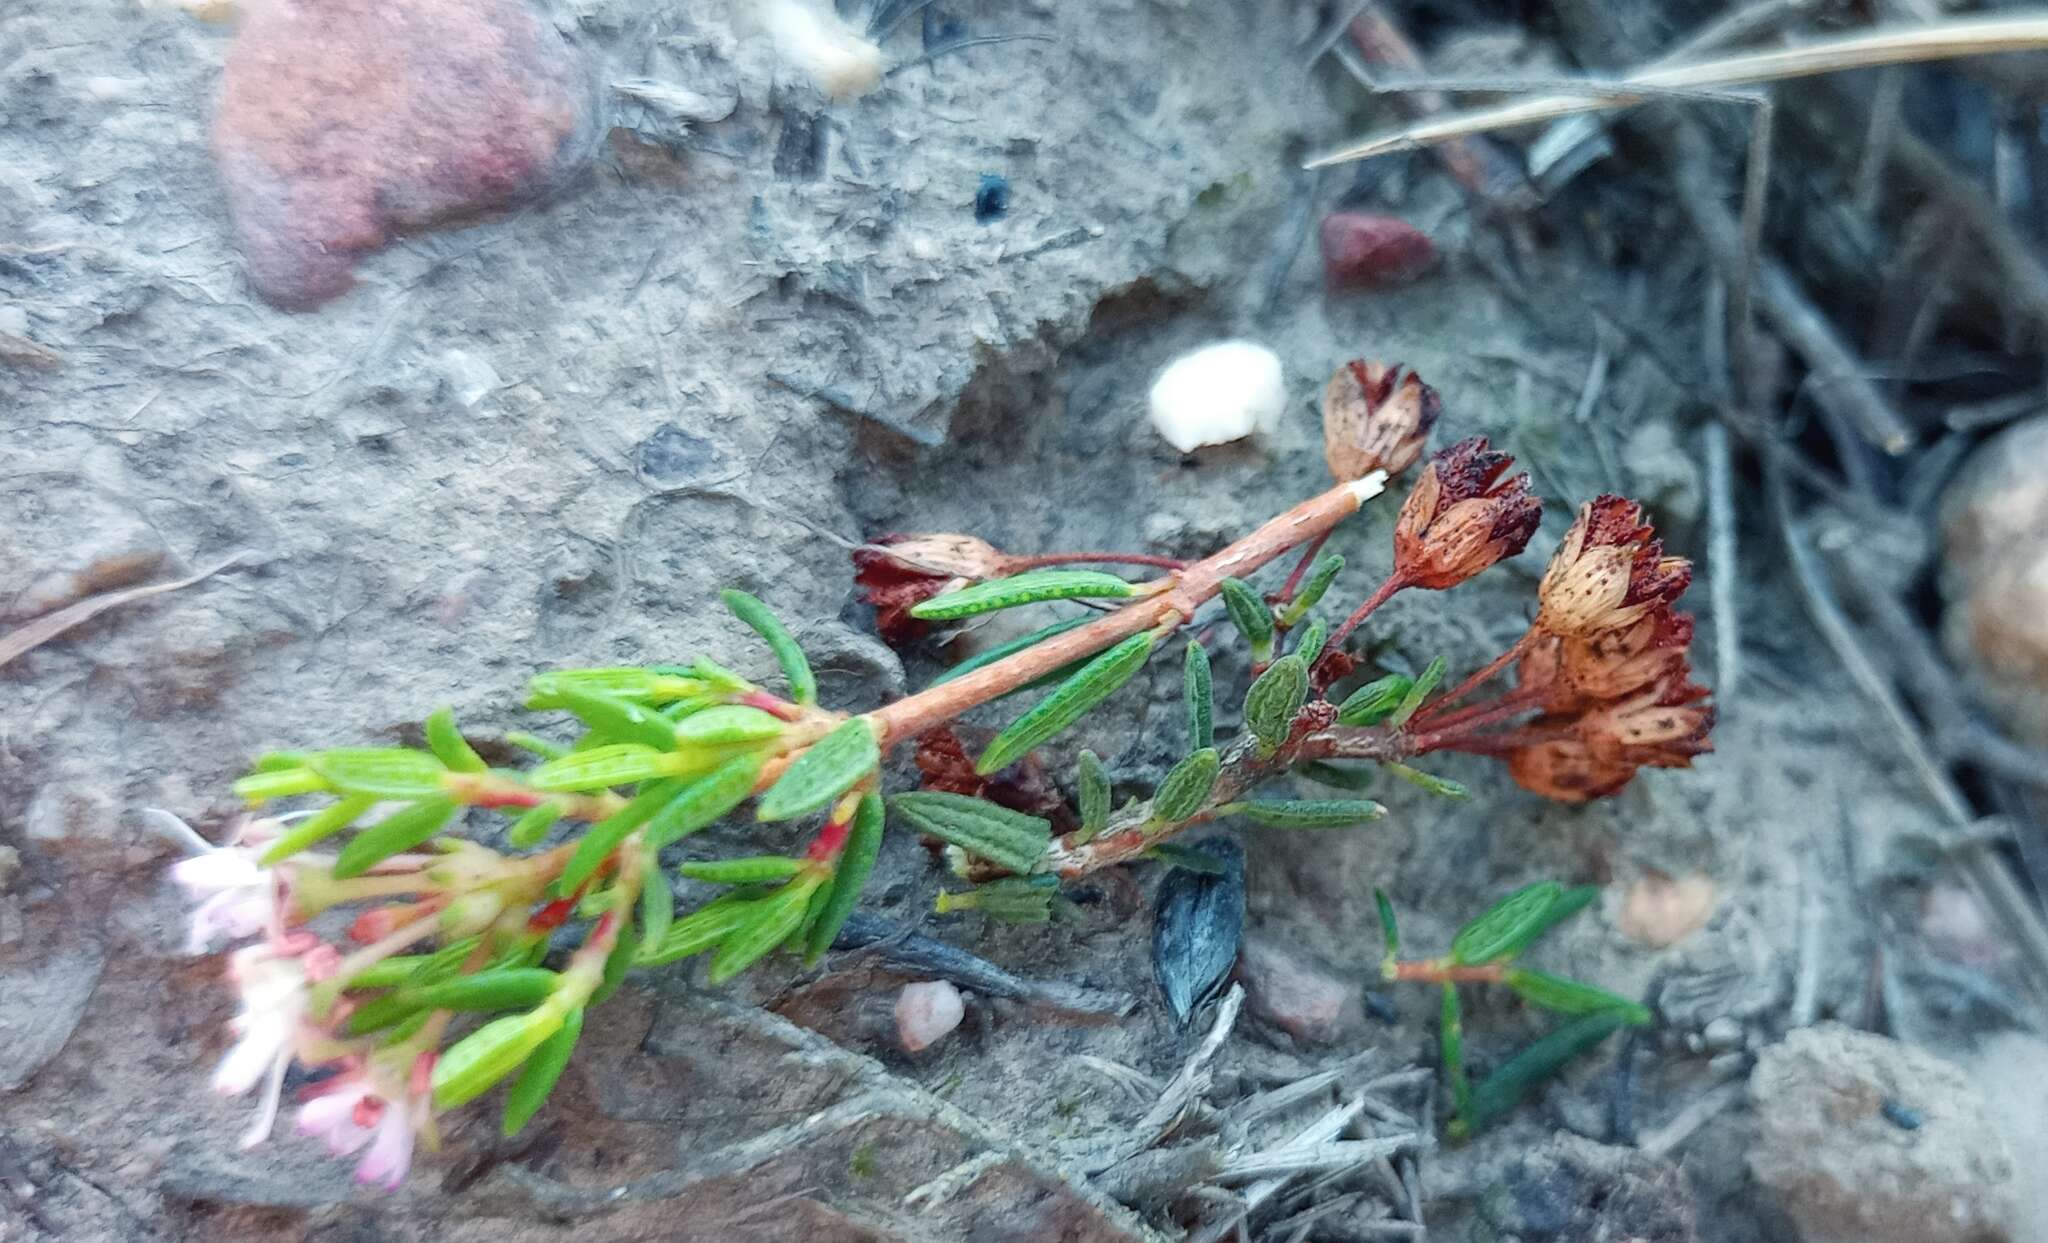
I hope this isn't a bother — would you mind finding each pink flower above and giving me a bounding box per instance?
[154,812,287,954]
[213,943,311,1149]
[297,1067,424,1190]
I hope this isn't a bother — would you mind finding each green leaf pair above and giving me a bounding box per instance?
[1448,881,1599,967]
[889,791,1051,873]
[935,875,1060,923]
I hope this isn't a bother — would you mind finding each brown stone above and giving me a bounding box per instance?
[1940,417,2048,747]
[212,0,593,307]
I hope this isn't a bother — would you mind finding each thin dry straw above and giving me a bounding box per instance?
[1306,14,2048,167]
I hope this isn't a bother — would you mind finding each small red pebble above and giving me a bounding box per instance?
[213,0,594,307]
[1319,212,1436,289]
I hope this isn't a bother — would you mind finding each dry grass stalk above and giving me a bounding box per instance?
[1307,14,2048,167]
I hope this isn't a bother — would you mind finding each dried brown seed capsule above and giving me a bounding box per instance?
[1391,436,1542,590]
[1322,360,1441,483]
[1507,735,1640,803]
[852,532,1003,646]
[1536,496,1693,639]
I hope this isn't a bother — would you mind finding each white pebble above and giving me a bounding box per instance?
[894,980,964,1053]
[764,0,885,102]
[1147,341,1287,453]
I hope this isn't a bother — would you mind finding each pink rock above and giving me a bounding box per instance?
[212,0,594,307]
[1234,937,1355,1044]
[1319,212,1436,289]
[894,980,964,1053]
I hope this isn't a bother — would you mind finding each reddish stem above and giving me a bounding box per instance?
[1319,574,1409,675]
[806,814,853,862]
[1391,960,1506,984]
[1425,722,1579,755]
[739,690,804,721]
[1270,531,1333,606]
[1410,629,1537,722]
[1001,551,1188,572]
[1408,686,1543,739]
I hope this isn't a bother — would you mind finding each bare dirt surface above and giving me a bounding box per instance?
[3,1,2041,1240]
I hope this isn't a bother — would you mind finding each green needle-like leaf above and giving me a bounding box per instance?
[721,589,817,705]
[678,855,805,885]
[332,797,461,879]
[1220,577,1274,660]
[260,794,376,864]
[1449,882,1581,966]
[1293,617,1328,667]
[930,616,1093,689]
[638,855,674,958]
[1388,656,1447,728]
[1142,842,1225,875]
[306,749,448,800]
[672,705,785,746]
[502,731,568,761]
[1233,798,1385,829]
[526,667,706,708]
[1441,983,1471,1133]
[1184,641,1213,752]
[936,874,1060,921]
[424,707,487,774]
[708,878,820,983]
[432,1010,563,1110]
[529,743,674,792]
[553,686,679,751]
[1375,889,1400,970]
[1279,554,1344,627]
[888,792,1051,874]
[909,569,1138,621]
[345,969,561,1036]
[1077,750,1110,841]
[507,800,566,848]
[638,890,766,966]
[1504,969,1652,1024]
[978,629,1158,775]
[1336,674,1413,726]
[1294,759,1379,791]
[756,717,880,821]
[1151,748,1219,826]
[555,780,682,894]
[1461,1010,1634,1137]
[1244,655,1308,755]
[502,1006,583,1137]
[645,751,766,846]
[1383,761,1468,799]
[806,790,884,963]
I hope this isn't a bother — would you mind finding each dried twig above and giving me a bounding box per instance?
[0,552,255,671]
[1307,15,2048,167]
[1115,985,1244,1162]
[1216,1136,1419,1183]
[1664,122,1914,453]
[1639,1077,1745,1157]
[1703,421,1741,698]
[1764,447,2048,1009]
[1190,1096,1369,1243]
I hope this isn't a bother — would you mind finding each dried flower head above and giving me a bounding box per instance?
[1323,360,1441,482]
[1577,673,1715,767]
[1536,496,1692,638]
[1392,436,1542,590]
[1556,606,1696,703]
[852,533,1005,645]
[1506,735,1640,803]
